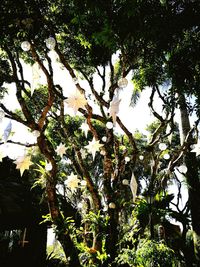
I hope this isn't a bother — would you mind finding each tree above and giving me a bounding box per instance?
[0,1,200,266]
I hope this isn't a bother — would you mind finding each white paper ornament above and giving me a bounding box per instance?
[130,172,138,202]
[106,121,113,129]
[65,90,87,115]
[65,173,80,192]
[109,95,121,125]
[178,165,188,174]
[66,159,72,164]
[31,62,41,95]
[45,162,52,171]
[80,180,87,186]
[56,143,67,158]
[108,202,116,209]
[191,140,200,156]
[77,202,83,209]
[21,41,31,51]
[80,122,90,138]
[102,136,107,142]
[45,37,56,50]
[163,153,170,160]
[139,155,144,160]
[14,155,33,176]
[159,143,167,151]
[118,77,128,88]
[125,156,130,162]
[122,179,129,185]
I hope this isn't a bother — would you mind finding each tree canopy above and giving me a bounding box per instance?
[1,1,200,266]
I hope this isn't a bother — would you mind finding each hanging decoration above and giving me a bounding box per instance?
[14,155,33,176]
[191,140,200,156]
[106,121,113,129]
[21,41,31,51]
[85,137,103,160]
[80,122,90,138]
[139,155,144,160]
[109,95,121,125]
[117,77,128,89]
[65,90,87,115]
[0,150,6,162]
[102,136,107,142]
[31,62,41,95]
[129,172,138,202]
[45,161,52,171]
[125,156,130,163]
[178,165,188,174]
[108,202,116,209]
[163,153,170,160]
[65,173,80,192]
[45,37,56,50]
[3,120,12,142]
[122,179,129,185]
[159,143,167,151]
[56,143,67,158]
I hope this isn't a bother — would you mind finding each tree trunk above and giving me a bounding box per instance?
[178,93,200,265]
[37,134,81,266]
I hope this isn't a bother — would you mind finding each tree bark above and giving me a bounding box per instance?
[178,93,200,264]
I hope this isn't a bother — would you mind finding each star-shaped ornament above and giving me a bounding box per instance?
[85,137,103,160]
[80,122,90,138]
[65,173,80,192]
[56,143,67,158]
[109,95,121,125]
[14,155,33,176]
[191,140,200,156]
[65,90,87,115]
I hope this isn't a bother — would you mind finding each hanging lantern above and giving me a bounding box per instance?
[45,37,56,50]
[178,165,187,174]
[106,121,113,129]
[125,156,130,162]
[45,162,52,171]
[102,136,107,142]
[163,153,170,160]
[118,77,128,88]
[77,202,83,209]
[122,179,129,185]
[159,143,167,151]
[32,130,40,138]
[108,202,116,209]
[21,41,31,51]
[139,155,144,160]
